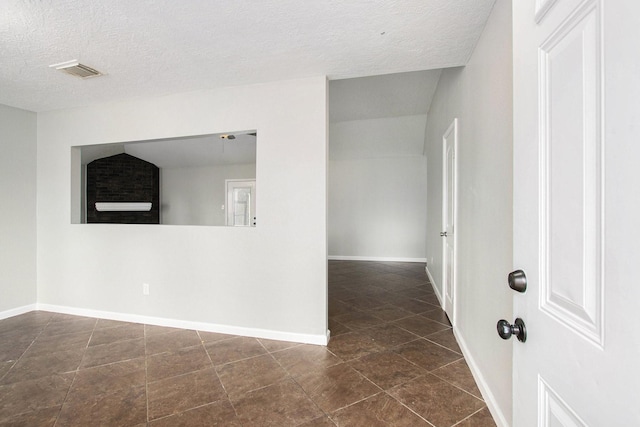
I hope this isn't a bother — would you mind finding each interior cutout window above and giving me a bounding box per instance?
[71,131,257,226]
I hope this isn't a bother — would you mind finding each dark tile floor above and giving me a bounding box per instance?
[0,260,496,426]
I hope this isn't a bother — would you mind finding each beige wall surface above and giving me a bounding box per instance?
[424,1,513,424]
[0,104,37,313]
[36,76,329,343]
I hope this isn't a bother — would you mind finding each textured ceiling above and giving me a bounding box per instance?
[0,0,495,112]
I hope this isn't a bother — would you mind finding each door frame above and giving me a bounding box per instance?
[225,179,256,226]
[442,118,458,324]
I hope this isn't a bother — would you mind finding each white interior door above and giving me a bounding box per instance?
[512,0,640,425]
[442,119,457,322]
[225,179,256,227]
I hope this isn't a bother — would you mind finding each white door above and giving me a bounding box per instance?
[512,0,640,425]
[225,179,256,227]
[442,119,457,322]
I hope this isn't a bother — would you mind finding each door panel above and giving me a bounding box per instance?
[538,378,587,427]
[513,0,640,425]
[538,0,603,346]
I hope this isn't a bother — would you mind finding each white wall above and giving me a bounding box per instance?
[0,104,37,313]
[424,0,513,424]
[161,163,255,226]
[329,115,427,260]
[37,76,328,343]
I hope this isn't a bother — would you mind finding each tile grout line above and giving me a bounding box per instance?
[1,315,52,380]
[226,349,297,400]
[51,318,98,427]
[381,389,438,427]
[429,369,486,403]
[383,349,486,420]
[197,329,242,420]
[268,344,330,421]
[384,340,483,401]
[450,406,489,426]
[421,336,463,355]
[324,390,389,423]
[144,324,151,425]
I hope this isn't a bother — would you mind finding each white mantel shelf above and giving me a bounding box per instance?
[95,202,152,212]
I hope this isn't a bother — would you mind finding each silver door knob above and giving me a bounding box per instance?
[440,231,447,237]
[508,270,527,293]
[497,318,527,342]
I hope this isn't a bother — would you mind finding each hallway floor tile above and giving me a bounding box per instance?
[0,260,495,426]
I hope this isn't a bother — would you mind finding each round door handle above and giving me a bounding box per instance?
[508,270,527,293]
[497,318,527,342]
[440,231,448,237]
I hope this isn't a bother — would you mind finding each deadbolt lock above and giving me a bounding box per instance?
[508,270,527,293]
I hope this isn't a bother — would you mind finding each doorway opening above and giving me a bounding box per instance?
[225,179,256,227]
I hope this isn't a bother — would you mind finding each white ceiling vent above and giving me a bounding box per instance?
[49,60,103,79]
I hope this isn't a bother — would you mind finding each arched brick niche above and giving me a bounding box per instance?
[86,153,160,224]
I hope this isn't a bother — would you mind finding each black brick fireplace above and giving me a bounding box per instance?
[86,153,160,224]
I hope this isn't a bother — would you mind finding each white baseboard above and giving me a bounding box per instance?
[35,304,329,346]
[0,304,38,320]
[328,255,427,263]
[425,265,444,309]
[453,327,510,427]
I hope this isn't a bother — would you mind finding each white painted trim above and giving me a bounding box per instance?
[0,304,38,320]
[225,179,256,226]
[328,255,426,263]
[538,375,588,427]
[442,117,459,326]
[36,304,329,346]
[425,265,444,309]
[535,0,559,23]
[453,327,510,427]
